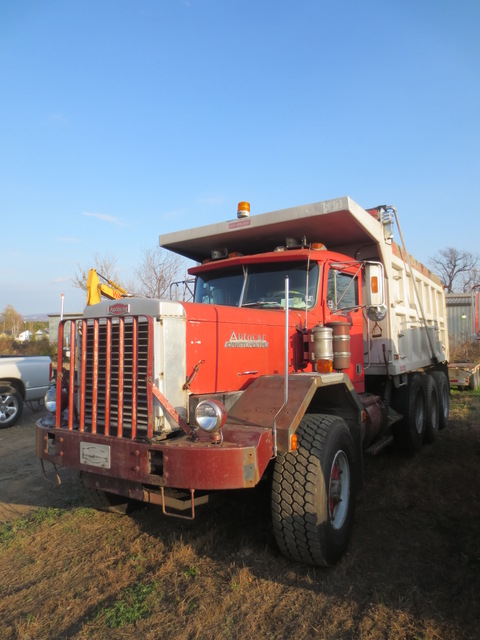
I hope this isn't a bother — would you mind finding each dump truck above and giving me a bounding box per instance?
[36,196,450,566]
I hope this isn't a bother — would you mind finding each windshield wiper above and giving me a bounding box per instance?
[241,301,283,308]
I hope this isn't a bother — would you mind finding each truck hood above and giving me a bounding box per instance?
[180,301,299,395]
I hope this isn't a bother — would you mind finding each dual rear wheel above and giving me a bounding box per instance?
[392,370,449,451]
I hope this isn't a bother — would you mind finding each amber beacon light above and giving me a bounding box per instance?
[237,201,250,218]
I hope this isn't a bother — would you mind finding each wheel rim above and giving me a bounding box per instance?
[0,394,18,423]
[329,450,350,530]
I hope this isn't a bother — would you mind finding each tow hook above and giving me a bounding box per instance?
[40,459,62,486]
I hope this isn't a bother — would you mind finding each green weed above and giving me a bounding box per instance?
[0,508,62,546]
[101,580,159,629]
[183,565,200,578]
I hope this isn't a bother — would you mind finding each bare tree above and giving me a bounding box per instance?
[72,253,122,292]
[428,248,480,293]
[135,247,186,299]
[72,248,190,303]
[468,267,480,291]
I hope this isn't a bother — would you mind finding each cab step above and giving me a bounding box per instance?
[366,434,394,456]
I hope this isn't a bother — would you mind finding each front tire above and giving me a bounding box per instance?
[271,414,357,566]
[0,385,23,428]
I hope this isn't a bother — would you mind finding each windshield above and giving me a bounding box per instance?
[194,262,319,309]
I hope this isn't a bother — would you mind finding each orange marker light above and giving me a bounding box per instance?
[371,276,379,294]
[316,359,333,373]
[290,433,298,451]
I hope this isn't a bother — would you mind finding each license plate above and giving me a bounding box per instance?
[80,442,111,469]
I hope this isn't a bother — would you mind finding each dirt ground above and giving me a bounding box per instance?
[0,406,81,522]
[1,394,480,639]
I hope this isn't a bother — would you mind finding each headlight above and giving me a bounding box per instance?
[195,400,227,433]
[44,385,57,412]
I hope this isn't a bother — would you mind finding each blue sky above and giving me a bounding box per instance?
[1,0,479,316]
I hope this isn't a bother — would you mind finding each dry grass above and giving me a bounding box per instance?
[1,390,479,640]
[449,339,480,364]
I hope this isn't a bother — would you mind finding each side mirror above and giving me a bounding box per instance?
[365,262,386,314]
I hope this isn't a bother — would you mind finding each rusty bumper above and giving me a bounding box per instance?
[36,420,273,491]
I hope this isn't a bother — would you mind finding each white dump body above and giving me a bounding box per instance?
[159,195,449,378]
[362,241,448,377]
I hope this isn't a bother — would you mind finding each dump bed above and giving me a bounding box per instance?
[160,196,383,262]
[366,240,449,376]
[160,196,449,376]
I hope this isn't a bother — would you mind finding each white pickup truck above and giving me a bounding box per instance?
[0,356,52,427]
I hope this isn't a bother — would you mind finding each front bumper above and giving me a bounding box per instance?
[36,418,274,491]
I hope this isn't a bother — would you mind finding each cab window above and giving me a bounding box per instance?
[327,270,358,311]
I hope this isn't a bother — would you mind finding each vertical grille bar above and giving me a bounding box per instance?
[131,316,138,440]
[146,316,155,439]
[68,321,76,430]
[117,318,124,438]
[80,319,88,432]
[91,321,99,434]
[104,319,111,436]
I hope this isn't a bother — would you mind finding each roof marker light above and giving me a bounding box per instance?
[237,201,250,218]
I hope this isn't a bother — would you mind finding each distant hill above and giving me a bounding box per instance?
[25,314,49,322]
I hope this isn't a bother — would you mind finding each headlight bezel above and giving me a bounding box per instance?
[194,399,227,433]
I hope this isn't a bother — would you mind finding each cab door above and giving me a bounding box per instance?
[324,264,365,392]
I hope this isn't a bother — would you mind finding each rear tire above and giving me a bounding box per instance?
[422,374,439,443]
[431,371,449,430]
[271,414,357,566]
[392,373,426,451]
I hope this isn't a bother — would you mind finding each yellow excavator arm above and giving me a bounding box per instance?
[86,269,131,306]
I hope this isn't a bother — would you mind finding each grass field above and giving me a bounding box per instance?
[1,389,479,639]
